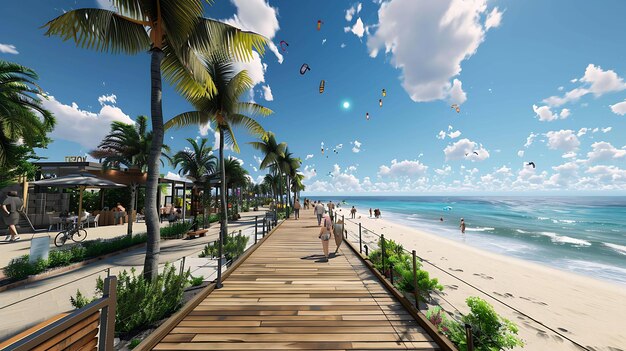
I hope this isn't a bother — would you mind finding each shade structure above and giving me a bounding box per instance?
[32,173,126,225]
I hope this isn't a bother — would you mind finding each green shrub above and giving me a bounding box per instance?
[48,250,73,268]
[83,234,147,258]
[425,306,450,333]
[160,222,192,239]
[189,275,204,287]
[368,238,442,298]
[70,288,98,309]
[128,338,141,349]
[2,256,48,280]
[199,232,249,263]
[444,297,524,351]
[70,264,190,334]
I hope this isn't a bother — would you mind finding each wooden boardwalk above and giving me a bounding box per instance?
[152,210,439,350]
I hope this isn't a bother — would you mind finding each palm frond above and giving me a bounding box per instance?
[165,111,211,130]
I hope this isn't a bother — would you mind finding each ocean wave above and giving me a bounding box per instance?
[537,216,550,220]
[516,229,529,234]
[552,219,577,224]
[537,232,592,247]
[603,243,626,256]
[465,227,495,232]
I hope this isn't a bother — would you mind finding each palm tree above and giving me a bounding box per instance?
[171,137,217,216]
[219,157,249,218]
[276,148,301,212]
[165,58,272,287]
[249,132,286,208]
[0,60,55,166]
[291,173,305,202]
[90,115,169,236]
[44,1,267,280]
[262,173,280,205]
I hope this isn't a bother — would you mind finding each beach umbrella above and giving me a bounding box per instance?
[33,173,126,223]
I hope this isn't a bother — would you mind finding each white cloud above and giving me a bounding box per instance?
[322,39,327,45]
[577,128,588,137]
[0,43,19,54]
[517,150,524,158]
[602,127,612,133]
[448,79,467,105]
[345,3,362,21]
[378,159,428,178]
[437,131,446,140]
[43,95,134,149]
[495,166,512,176]
[345,18,366,38]
[253,155,262,165]
[559,108,570,119]
[443,138,490,161]
[305,154,314,160]
[562,152,577,159]
[261,85,273,101]
[367,0,500,103]
[302,165,317,180]
[545,130,580,152]
[351,140,362,153]
[586,142,626,163]
[435,165,452,176]
[484,7,503,31]
[542,64,626,107]
[164,171,186,182]
[224,0,282,64]
[524,132,538,148]
[340,43,347,49]
[97,94,117,106]
[610,99,626,115]
[448,130,461,139]
[558,86,564,91]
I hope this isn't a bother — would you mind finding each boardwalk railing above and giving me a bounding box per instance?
[0,276,117,351]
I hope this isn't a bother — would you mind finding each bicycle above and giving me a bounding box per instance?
[54,221,88,247]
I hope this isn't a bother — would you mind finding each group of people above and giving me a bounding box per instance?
[311,200,344,262]
[369,208,382,218]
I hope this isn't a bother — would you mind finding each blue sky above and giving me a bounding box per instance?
[1,0,626,195]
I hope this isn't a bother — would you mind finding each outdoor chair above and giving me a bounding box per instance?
[87,214,99,227]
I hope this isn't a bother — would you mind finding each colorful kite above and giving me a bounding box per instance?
[379,99,383,107]
[366,112,370,120]
[451,104,460,113]
[317,20,323,31]
[319,80,325,93]
[300,64,311,75]
[279,40,289,52]
[382,89,386,97]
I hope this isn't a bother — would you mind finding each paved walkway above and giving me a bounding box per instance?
[0,210,268,342]
[152,211,439,350]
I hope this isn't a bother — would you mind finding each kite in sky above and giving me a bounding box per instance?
[317,20,323,31]
[300,64,311,75]
[527,162,536,168]
[319,80,325,93]
[382,89,386,97]
[379,99,383,107]
[451,104,460,113]
[366,112,370,120]
[279,40,289,52]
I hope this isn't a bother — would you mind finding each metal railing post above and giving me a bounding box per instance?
[262,218,266,237]
[99,276,117,351]
[364,245,369,256]
[216,226,224,289]
[359,223,362,253]
[254,216,258,244]
[180,256,186,276]
[465,324,475,351]
[381,234,386,276]
[342,215,345,239]
[412,250,419,310]
[389,262,394,285]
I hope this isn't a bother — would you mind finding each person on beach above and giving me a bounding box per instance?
[332,217,345,255]
[460,218,466,234]
[440,217,444,222]
[294,199,301,220]
[369,208,372,218]
[350,206,357,219]
[2,191,23,242]
[328,201,335,221]
[315,201,325,226]
[318,213,333,261]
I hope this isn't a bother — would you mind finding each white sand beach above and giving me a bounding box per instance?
[336,206,626,351]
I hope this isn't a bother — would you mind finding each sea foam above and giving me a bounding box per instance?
[465,227,495,232]
[537,232,592,247]
[604,242,626,256]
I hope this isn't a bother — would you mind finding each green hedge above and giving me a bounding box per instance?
[3,234,147,281]
[199,231,249,263]
[368,237,442,299]
[160,222,192,239]
[71,264,190,334]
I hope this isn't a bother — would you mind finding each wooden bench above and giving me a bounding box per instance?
[186,229,208,239]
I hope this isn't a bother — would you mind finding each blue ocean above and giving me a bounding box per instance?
[308,196,626,285]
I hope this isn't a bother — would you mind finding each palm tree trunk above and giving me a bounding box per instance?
[217,127,227,288]
[143,48,164,281]
[127,182,136,236]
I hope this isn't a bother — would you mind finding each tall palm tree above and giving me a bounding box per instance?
[249,132,286,207]
[171,137,217,216]
[0,60,54,166]
[262,173,280,205]
[291,172,305,202]
[219,157,249,217]
[165,58,272,287]
[44,1,267,280]
[276,147,301,215]
[90,115,169,236]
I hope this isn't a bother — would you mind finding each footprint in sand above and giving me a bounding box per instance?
[473,273,494,280]
[448,268,464,272]
[557,327,568,333]
[536,330,549,339]
[445,284,459,290]
[493,292,514,298]
[440,257,448,261]
[519,296,548,306]
[551,335,563,343]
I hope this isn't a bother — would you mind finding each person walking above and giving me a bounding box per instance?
[369,208,373,218]
[332,217,345,255]
[328,200,335,221]
[2,191,24,242]
[293,199,301,220]
[350,206,357,219]
[460,218,466,234]
[314,201,325,226]
[318,213,333,261]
